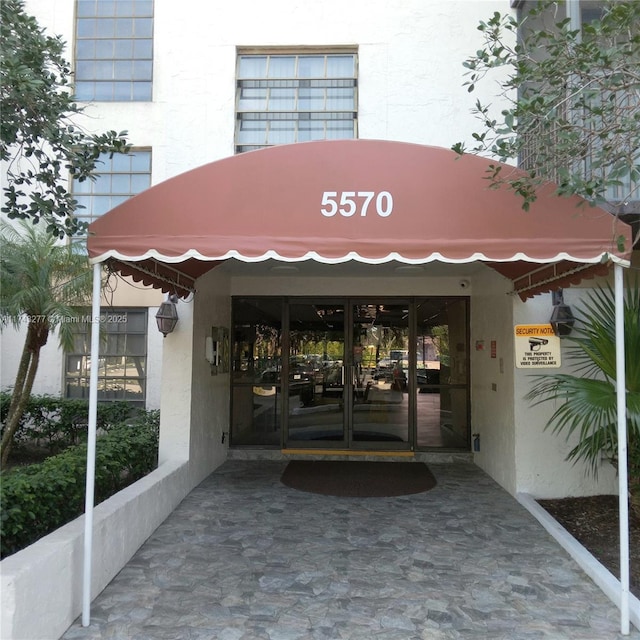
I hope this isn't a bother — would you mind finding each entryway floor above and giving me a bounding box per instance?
[62,460,638,639]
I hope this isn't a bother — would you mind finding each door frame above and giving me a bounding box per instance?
[283,297,413,451]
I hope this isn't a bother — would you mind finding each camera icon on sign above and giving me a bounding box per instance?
[528,338,549,351]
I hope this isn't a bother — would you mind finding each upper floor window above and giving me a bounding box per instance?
[235,51,357,154]
[72,149,151,231]
[74,0,153,101]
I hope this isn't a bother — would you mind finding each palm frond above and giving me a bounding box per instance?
[527,276,640,479]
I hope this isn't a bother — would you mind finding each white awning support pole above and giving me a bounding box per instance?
[82,262,102,627]
[615,263,630,635]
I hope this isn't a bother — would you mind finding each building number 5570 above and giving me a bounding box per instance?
[320,191,394,218]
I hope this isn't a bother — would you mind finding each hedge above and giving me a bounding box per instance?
[0,410,159,558]
[0,393,138,453]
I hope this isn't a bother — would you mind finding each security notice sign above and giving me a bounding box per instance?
[514,324,561,369]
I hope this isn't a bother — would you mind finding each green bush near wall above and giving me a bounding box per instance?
[0,410,159,559]
[0,392,138,453]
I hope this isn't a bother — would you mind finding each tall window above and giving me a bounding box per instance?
[72,150,151,229]
[74,0,153,101]
[65,310,148,406]
[235,51,357,154]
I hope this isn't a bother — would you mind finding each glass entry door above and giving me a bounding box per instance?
[231,296,469,451]
[285,299,410,449]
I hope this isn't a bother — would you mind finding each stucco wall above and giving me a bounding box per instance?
[469,267,518,494]
[0,324,64,397]
[513,289,618,498]
[0,459,191,640]
[25,0,514,174]
[188,269,232,485]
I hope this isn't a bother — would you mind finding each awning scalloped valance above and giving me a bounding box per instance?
[88,140,632,299]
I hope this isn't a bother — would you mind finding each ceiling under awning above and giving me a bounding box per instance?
[87,139,632,299]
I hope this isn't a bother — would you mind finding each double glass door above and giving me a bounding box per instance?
[286,300,410,449]
[231,297,469,450]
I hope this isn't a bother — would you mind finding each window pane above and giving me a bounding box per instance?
[238,56,267,78]
[125,311,147,332]
[125,356,146,375]
[92,195,112,215]
[113,39,134,59]
[77,1,96,18]
[133,39,152,58]
[77,18,96,37]
[135,1,154,17]
[116,1,135,16]
[67,379,89,399]
[95,60,115,81]
[268,56,295,77]
[298,56,325,78]
[268,88,295,111]
[114,60,133,79]
[111,174,131,193]
[267,121,296,145]
[74,83,94,100]
[95,18,116,37]
[115,17,134,37]
[93,82,113,100]
[130,174,149,192]
[299,120,324,141]
[298,88,325,110]
[326,120,355,139]
[124,379,145,401]
[238,120,267,144]
[75,61,95,80]
[96,1,116,17]
[113,81,132,99]
[132,82,152,100]
[66,355,84,376]
[126,335,146,355]
[132,60,152,80]
[130,151,151,171]
[134,17,153,37]
[327,87,354,110]
[76,40,96,58]
[238,87,267,111]
[327,55,354,77]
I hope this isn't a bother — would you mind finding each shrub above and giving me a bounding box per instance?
[0,392,139,454]
[0,410,159,558]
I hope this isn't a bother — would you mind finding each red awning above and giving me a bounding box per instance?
[87,140,632,299]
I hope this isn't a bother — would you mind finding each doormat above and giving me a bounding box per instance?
[280,460,437,497]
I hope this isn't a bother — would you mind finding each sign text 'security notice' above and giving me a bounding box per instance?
[514,324,561,369]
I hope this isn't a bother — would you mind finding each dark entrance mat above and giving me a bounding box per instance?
[280,460,437,497]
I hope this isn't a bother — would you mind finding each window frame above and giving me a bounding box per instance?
[73,0,154,102]
[71,147,152,233]
[64,308,149,406]
[235,47,358,154]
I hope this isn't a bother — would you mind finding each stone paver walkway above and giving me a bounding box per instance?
[62,460,638,639]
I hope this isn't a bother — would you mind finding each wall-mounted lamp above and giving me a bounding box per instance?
[155,294,179,337]
[549,289,575,336]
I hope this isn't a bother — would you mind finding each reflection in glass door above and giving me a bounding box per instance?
[231,296,469,450]
[286,300,346,443]
[351,302,410,446]
[415,298,469,448]
[285,299,410,449]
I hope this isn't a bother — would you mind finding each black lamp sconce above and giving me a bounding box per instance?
[549,289,575,336]
[156,294,179,337]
